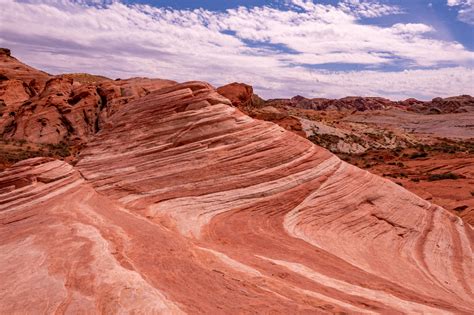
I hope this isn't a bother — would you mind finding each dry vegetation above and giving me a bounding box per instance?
[0,139,76,171]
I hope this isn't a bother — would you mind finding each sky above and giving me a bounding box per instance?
[0,0,473,100]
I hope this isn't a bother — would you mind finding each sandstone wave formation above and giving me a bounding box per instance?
[1,82,473,313]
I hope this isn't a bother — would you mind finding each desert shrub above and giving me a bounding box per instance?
[0,147,42,165]
[308,133,342,151]
[46,141,71,158]
[409,152,428,159]
[425,139,474,154]
[347,134,366,146]
[428,173,465,181]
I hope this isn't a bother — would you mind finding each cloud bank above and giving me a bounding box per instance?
[0,0,473,99]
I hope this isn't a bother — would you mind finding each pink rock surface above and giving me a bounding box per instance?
[1,82,473,313]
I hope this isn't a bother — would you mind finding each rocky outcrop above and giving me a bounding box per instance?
[217,82,265,111]
[251,106,306,137]
[0,64,176,144]
[267,95,398,111]
[409,95,474,114]
[0,47,50,101]
[217,83,303,136]
[1,82,472,313]
[1,76,106,144]
[217,82,254,107]
[267,94,474,114]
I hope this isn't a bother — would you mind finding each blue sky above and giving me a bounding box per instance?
[0,0,473,99]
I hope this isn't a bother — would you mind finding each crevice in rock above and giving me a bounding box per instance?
[370,213,407,230]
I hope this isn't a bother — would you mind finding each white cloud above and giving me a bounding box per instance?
[0,0,473,99]
[338,0,403,18]
[290,0,402,18]
[391,23,433,34]
[446,0,474,24]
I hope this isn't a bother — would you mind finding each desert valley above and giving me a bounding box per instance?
[0,45,473,313]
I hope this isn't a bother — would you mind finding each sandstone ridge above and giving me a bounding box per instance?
[1,82,472,313]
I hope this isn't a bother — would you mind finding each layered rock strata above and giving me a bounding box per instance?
[1,82,473,313]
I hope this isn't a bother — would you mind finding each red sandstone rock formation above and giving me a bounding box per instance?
[0,48,50,99]
[0,49,176,144]
[217,83,305,136]
[410,95,474,114]
[267,95,397,111]
[216,82,254,108]
[1,82,472,313]
[251,106,306,137]
[267,94,474,114]
[0,48,51,112]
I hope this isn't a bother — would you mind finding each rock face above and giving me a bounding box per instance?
[217,82,254,107]
[0,48,51,108]
[0,50,176,144]
[217,83,304,136]
[1,82,472,313]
